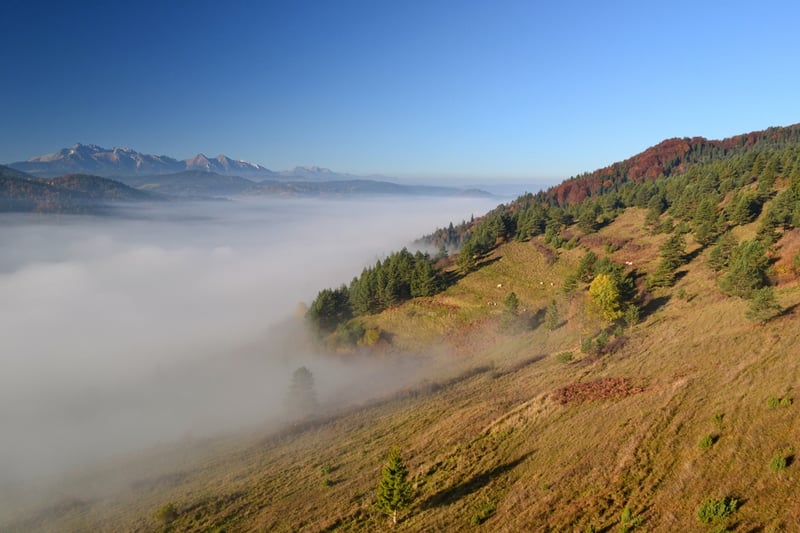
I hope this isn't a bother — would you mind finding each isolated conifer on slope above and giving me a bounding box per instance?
[376,447,412,525]
[286,366,317,418]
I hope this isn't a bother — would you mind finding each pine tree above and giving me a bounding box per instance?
[707,232,737,272]
[719,239,770,298]
[456,240,478,273]
[375,448,412,525]
[307,286,352,333]
[503,291,520,316]
[648,232,686,288]
[286,366,318,419]
[745,287,782,323]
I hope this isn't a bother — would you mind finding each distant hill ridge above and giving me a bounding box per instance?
[547,123,800,206]
[0,165,160,213]
[0,165,492,213]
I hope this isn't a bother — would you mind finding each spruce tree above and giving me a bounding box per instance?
[718,239,770,298]
[286,366,318,419]
[746,287,782,323]
[376,448,412,525]
[503,291,520,316]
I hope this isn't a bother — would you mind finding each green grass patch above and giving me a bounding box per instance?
[555,351,574,364]
[471,500,496,525]
[699,434,716,450]
[770,447,793,473]
[618,505,643,532]
[768,396,792,408]
[696,496,738,524]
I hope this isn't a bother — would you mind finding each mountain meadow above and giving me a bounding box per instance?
[4,123,800,532]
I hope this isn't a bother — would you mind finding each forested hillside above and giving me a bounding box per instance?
[0,166,159,213]
[309,123,800,344]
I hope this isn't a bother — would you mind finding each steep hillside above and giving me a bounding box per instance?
[5,123,800,531]
[9,207,799,532]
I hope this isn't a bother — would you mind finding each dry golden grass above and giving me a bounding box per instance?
[8,212,800,532]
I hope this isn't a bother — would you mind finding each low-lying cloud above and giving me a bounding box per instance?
[0,196,498,486]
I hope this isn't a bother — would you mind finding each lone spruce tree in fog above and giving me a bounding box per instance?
[376,447,413,526]
[286,366,317,419]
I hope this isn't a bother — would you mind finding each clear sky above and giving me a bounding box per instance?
[2,0,799,183]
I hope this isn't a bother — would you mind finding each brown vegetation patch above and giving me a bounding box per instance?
[578,233,606,248]
[550,377,644,405]
[530,240,557,265]
[774,229,800,285]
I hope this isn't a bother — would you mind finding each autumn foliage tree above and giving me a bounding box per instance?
[589,273,623,322]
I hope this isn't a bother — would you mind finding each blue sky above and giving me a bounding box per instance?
[2,0,799,183]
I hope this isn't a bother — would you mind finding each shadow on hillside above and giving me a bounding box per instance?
[779,302,799,318]
[492,355,546,378]
[526,308,546,330]
[640,295,670,318]
[420,452,532,510]
[444,256,502,287]
[684,245,706,263]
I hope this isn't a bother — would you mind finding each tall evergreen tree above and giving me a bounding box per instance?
[307,285,352,333]
[286,366,318,419]
[745,287,782,323]
[707,232,737,272]
[719,239,770,298]
[503,291,520,316]
[375,448,413,526]
[545,299,560,330]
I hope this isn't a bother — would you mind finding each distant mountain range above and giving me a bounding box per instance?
[0,164,491,214]
[8,144,272,179]
[7,143,395,183]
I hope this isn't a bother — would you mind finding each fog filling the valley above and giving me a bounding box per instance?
[0,196,498,485]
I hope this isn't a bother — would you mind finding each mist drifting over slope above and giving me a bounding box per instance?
[0,196,497,485]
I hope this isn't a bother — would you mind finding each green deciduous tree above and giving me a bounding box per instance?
[375,448,413,526]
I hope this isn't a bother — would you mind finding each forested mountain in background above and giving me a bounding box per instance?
[0,165,160,214]
[419,123,800,253]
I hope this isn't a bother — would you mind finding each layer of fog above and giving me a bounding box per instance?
[0,196,498,488]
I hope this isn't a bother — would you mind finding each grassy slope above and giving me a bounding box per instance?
[9,210,800,532]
